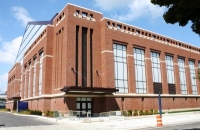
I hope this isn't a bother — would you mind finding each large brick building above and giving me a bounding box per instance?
[6,4,200,115]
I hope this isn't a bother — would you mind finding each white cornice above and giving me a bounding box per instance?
[20,92,65,101]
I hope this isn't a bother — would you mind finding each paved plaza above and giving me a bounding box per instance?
[1,111,200,130]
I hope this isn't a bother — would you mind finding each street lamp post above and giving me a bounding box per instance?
[158,92,162,116]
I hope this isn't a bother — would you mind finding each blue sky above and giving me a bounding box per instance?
[0,0,199,94]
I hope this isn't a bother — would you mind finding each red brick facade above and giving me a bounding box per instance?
[6,4,200,114]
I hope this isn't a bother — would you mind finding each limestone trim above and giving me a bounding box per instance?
[43,55,53,59]
[19,92,66,101]
[101,50,114,54]
[127,54,134,57]
[145,58,151,60]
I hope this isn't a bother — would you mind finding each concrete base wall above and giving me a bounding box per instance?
[6,97,200,113]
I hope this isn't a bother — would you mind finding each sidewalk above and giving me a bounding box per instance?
[6,111,200,130]
[62,112,200,130]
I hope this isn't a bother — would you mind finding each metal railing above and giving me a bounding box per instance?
[100,110,129,121]
[55,110,91,122]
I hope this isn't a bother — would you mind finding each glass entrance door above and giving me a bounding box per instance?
[76,97,92,117]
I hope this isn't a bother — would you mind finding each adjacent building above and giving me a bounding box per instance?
[6,4,200,116]
[0,93,6,108]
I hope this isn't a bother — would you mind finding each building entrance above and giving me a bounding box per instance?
[76,97,92,116]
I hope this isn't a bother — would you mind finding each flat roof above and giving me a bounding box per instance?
[15,14,58,64]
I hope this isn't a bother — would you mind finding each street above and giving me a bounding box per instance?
[0,112,55,128]
[145,121,200,130]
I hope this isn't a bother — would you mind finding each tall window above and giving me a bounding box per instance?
[20,66,22,97]
[32,58,36,96]
[198,62,200,82]
[28,62,31,98]
[38,52,43,96]
[113,44,128,93]
[178,58,187,94]
[134,48,146,94]
[165,55,175,84]
[24,66,26,98]
[189,61,197,94]
[151,52,161,83]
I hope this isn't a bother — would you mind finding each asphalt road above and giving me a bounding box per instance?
[145,121,200,130]
[0,112,56,128]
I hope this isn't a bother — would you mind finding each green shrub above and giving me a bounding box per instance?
[6,108,10,111]
[148,111,153,115]
[153,110,158,115]
[50,111,53,117]
[133,110,138,116]
[20,110,31,115]
[44,111,54,117]
[121,110,128,116]
[17,109,42,116]
[128,110,132,116]
[46,110,50,116]
[53,111,59,118]
[143,110,148,115]
[139,110,143,116]
[0,108,10,112]
[43,110,49,116]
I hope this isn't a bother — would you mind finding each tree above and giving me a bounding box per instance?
[151,0,200,36]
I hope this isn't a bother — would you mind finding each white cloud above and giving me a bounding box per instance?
[0,36,22,64]
[94,0,130,11]
[0,73,8,94]
[94,0,165,21]
[12,6,34,26]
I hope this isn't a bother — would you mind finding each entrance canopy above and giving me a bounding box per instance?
[8,97,21,101]
[60,86,119,94]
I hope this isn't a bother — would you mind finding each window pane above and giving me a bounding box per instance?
[88,103,91,109]
[82,103,86,109]
[77,103,80,109]
[87,98,92,101]
[118,63,124,79]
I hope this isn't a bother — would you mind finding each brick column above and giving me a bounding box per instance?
[127,45,135,93]
[145,48,153,94]
[185,58,192,94]
[78,27,82,87]
[101,51,115,88]
[160,52,168,94]
[43,56,53,94]
[174,55,181,94]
